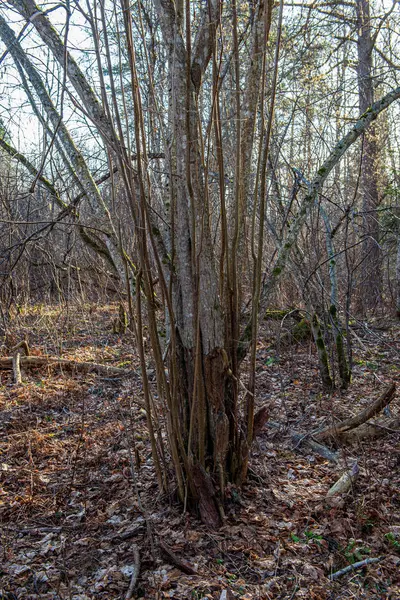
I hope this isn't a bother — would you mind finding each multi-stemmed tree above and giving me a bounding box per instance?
[1,0,399,523]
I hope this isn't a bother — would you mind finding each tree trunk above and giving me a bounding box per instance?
[356,0,381,312]
[397,235,400,319]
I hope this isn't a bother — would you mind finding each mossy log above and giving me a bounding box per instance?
[278,318,312,347]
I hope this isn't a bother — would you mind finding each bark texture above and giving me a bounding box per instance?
[356,0,382,311]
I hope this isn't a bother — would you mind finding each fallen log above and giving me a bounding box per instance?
[339,417,400,444]
[0,356,131,377]
[265,421,339,463]
[291,433,339,463]
[314,382,396,443]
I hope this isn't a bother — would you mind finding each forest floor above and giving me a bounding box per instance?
[0,304,399,600]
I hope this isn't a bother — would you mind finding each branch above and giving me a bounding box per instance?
[0,137,66,208]
[0,356,132,377]
[326,462,359,497]
[191,0,220,77]
[239,85,400,360]
[328,557,383,581]
[375,46,400,71]
[6,0,118,147]
[315,382,396,443]
[125,545,140,600]
[159,540,197,575]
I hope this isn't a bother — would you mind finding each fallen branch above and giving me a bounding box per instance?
[0,356,131,377]
[125,544,140,600]
[339,417,400,444]
[315,382,396,443]
[291,433,339,463]
[159,540,197,575]
[328,556,383,581]
[326,462,359,497]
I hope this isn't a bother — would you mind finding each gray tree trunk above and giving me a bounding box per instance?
[356,0,382,312]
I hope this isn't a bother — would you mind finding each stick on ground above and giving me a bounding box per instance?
[315,382,396,443]
[328,556,383,580]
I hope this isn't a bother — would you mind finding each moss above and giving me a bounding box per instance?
[335,332,343,351]
[293,318,311,342]
[317,166,327,177]
[316,335,325,350]
[272,266,282,277]
[265,308,294,320]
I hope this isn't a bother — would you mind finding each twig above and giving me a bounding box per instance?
[125,544,140,600]
[328,556,383,580]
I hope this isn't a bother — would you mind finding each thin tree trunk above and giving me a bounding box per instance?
[239,83,400,361]
[356,0,381,312]
[397,235,400,318]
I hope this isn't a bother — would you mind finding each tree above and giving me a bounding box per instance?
[356,0,381,311]
[1,0,400,525]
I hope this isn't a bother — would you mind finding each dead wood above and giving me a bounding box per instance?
[326,462,359,497]
[159,540,197,575]
[11,340,30,384]
[328,556,383,580]
[0,356,131,377]
[192,463,221,529]
[265,422,339,463]
[338,417,400,444]
[125,544,140,600]
[253,406,269,439]
[291,433,339,463]
[314,382,396,443]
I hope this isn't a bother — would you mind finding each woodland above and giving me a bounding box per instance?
[0,0,399,598]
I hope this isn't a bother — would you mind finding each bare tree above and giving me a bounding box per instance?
[2,0,400,525]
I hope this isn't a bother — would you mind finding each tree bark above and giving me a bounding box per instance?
[356,0,382,312]
[239,83,400,361]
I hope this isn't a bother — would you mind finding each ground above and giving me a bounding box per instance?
[0,304,399,599]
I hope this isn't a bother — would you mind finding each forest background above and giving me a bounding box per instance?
[0,0,399,598]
